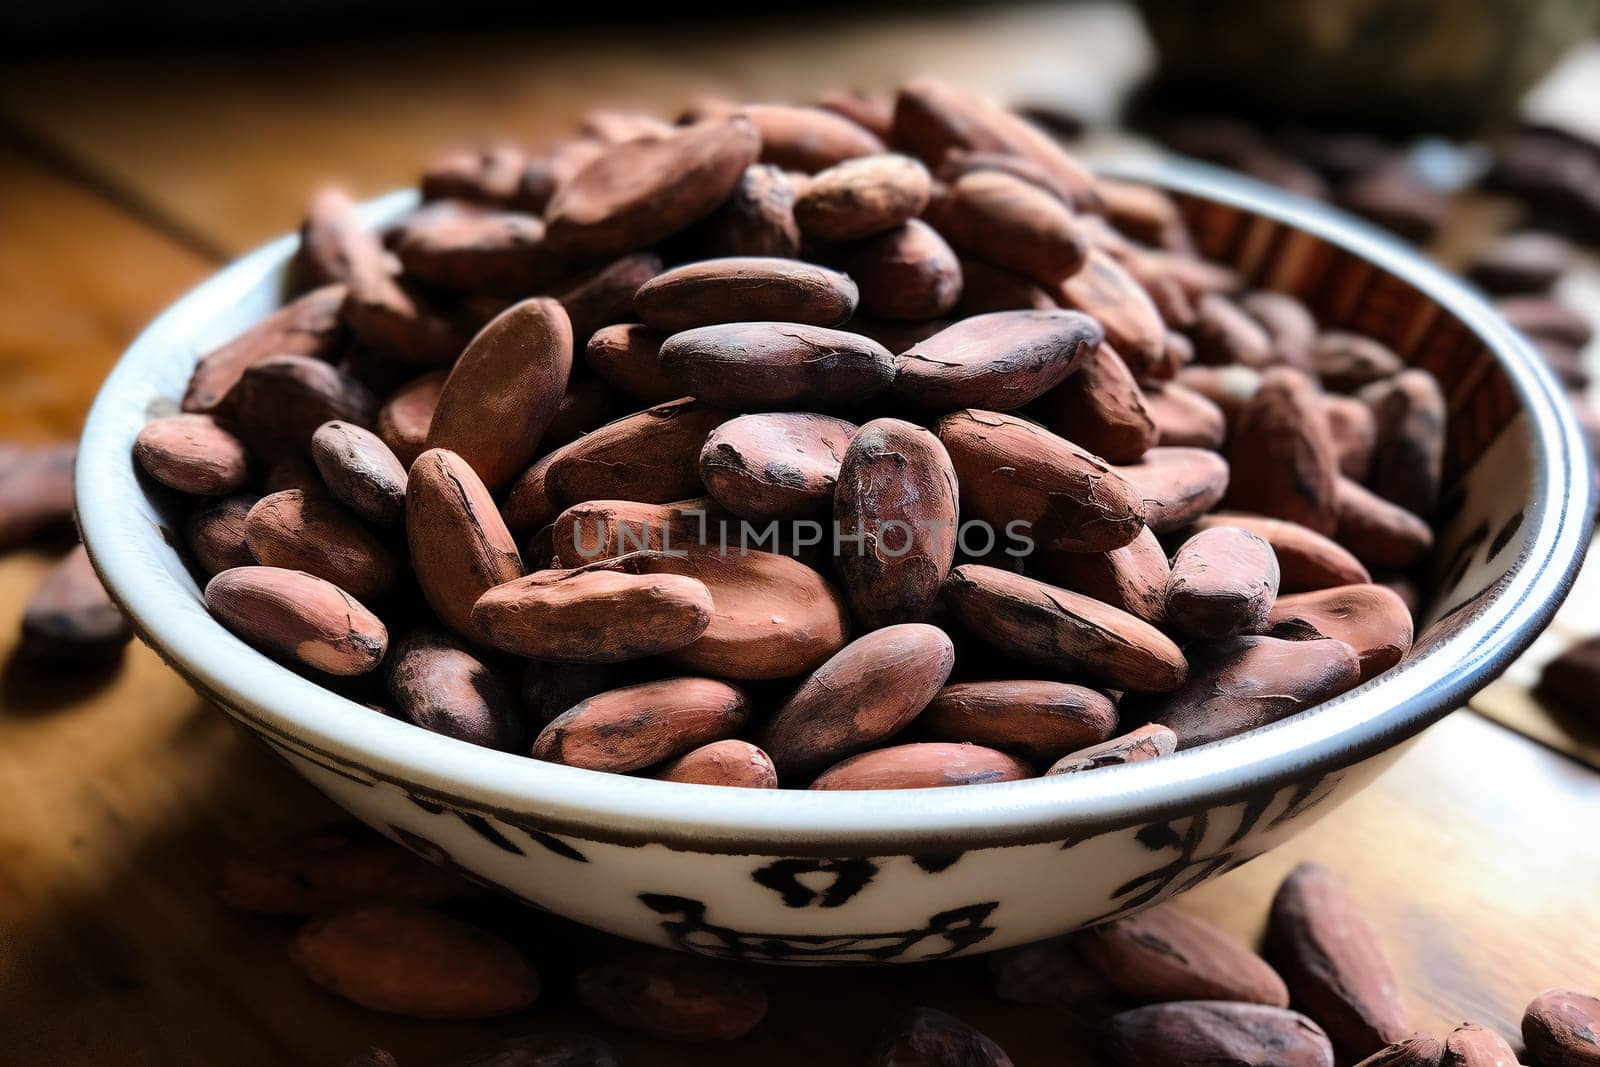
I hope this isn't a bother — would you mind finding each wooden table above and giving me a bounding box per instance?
[1,5,1597,1064]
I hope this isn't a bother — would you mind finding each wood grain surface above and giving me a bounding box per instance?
[1,6,1598,1065]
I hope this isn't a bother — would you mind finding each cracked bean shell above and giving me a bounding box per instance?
[406,448,523,639]
[833,418,959,627]
[760,623,955,777]
[544,398,730,508]
[205,565,387,676]
[472,566,713,662]
[1046,723,1177,775]
[1031,527,1170,625]
[634,257,858,332]
[658,322,894,411]
[533,677,748,772]
[1522,989,1600,1067]
[896,309,1102,412]
[943,564,1187,692]
[937,409,1145,553]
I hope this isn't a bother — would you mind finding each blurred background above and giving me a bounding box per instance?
[3,2,1600,1064]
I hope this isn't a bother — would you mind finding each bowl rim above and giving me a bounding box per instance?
[77,157,1594,854]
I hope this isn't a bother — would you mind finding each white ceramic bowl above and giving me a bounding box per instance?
[78,159,1593,964]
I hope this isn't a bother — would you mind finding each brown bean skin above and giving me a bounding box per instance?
[1333,477,1435,569]
[426,297,574,490]
[1313,332,1403,392]
[186,493,260,575]
[183,285,346,414]
[1032,527,1170,625]
[760,624,955,778]
[699,164,802,258]
[376,370,445,469]
[550,252,663,345]
[1193,293,1276,369]
[1440,1026,1519,1067]
[550,497,724,567]
[658,323,895,411]
[585,323,679,404]
[544,117,762,261]
[1115,447,1230,534]
[1324,394,1378,481]
[393,206,560,295]
[233,354,379,459]
[1166,526,1281,640]
[1522,989,1600,1067]
[653,739,779,788]
[1192,512,1371,592]
[1046,723,1177,775]
[1270,863,1412,1058]
[1138,636,1362,749]
[245,490,402,601]
[0,441,76,549]
[1355,1035,1447,1067]
[954,257,1056,316]
[289,905,539,1020]
[533,677,748,772]
[1076,905,1291,1007]
[220,826,474,916]
[1145,381,1227,451]
[205,566,387,676]
[135,414,253,496]
[833,418,960,627]
[872,1007,1015,1067]
[575,952,767,1041]
[700,412,857,520]
[420,143,526,205]
[635,257,858,333]
[545,398,730,508]
[825,219,963,321]
[20,544,132,662]
[816,89,895,141]
[473,567,714,662]
[931,170,1089,288]
[631,547,851,681]
[1241,290,1318,370]
[795,153,932,241]
[1268,585,1413,682]
[340,267,470,368]
[386,627,524,752]
[1360,369,1445,517]
[892,77,1101,210]
[311,420,407,528]
[919,680,1116,765]
[1102,1002,1335,1067]
[1177,364,1262,424]
[1055,248,1167,378]
[943,565,1187,693]
[937,410,1146,553]
[1045,341,1157,463]
[896,310,1102,412]
[810,742,1033,790]
[406,448,523,640]
[1225,367,1341,535]
[735,103,884,172]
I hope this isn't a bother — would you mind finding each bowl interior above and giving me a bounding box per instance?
[75,161,1593,854]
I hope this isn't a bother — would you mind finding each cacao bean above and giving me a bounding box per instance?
[245,489,402,600]
[1102,1001,1335,1067]
[1116,446,1230,534]
[1044,340,1157,463]
[1045,723,1177,775]
[406,448,523,639]
[20,543,131,662]
[810,741,1034,790]
[134,414,253,496]
[794,153,933,241]
[918,679,1116,765]
[1224,367,1340,534]
[1077,905,1290,1007]
[700,412,856,520]
[1165,526,1280,639]
[634,257,858,331]
[1522,989,1600,1067]
[386,627,524,751]
[658,323,895,410]
[574,951,767,1041]
[473,565,714,662]
[221,825,473,915]
[653,739,779,789]
[1268,584,1413,682]
[872,1006,1014,1066]
[205,565,387,675]
[533,676,748,772]
[312,420,407,528]
[1191,512,1371,592]
[183,285,346,414]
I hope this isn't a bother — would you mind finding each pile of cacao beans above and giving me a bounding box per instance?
[131,79,1444,790]
[222,824,1598,1065]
